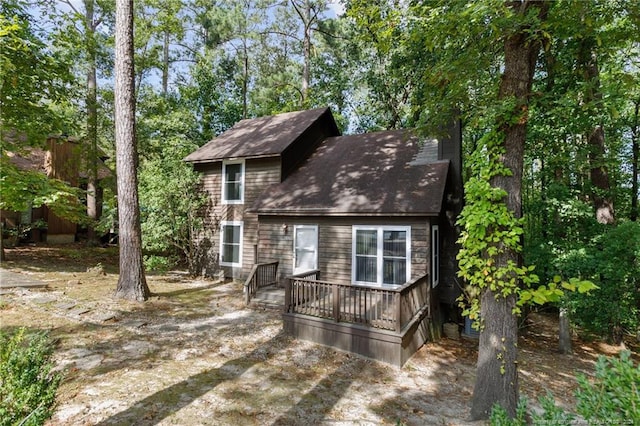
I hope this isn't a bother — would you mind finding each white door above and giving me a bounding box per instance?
[293,225,318,275]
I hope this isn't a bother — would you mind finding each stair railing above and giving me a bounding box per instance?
[243,261,279,305]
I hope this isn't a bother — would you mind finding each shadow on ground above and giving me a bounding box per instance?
[94,331,291,426]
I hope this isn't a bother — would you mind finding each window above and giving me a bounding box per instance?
[220,221,243,266]
[222,160,244,204]
[293,225,318,274]
[352,226,411,286]
[431,225,439,287]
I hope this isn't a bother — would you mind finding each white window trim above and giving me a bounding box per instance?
[220,220,243,267]
[293,225,318,275]
[431,225,440,288]
[351,225,411,287]
[221,160,245,205]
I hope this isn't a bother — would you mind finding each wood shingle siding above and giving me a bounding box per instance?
[257,216,432,286]
[194,157,282,279]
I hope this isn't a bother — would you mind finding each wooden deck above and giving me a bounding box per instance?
[283,272,435,366]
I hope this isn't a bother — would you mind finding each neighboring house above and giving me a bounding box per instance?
[184,108,463,366]
[2,136,110,244]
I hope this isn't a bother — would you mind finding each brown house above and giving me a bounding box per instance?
[2,136,110,244]
[185,108,463,366]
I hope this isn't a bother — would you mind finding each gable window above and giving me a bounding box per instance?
[431,225,439,288]
[293,225,318,274]
[222,160,244,204]
[220,221,243,266]
[352,226,411,286]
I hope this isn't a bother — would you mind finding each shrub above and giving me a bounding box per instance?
[489,351,639,425]
[143,254,177,274]
[575,350,640,422]
[0,328,62,426]
[139,154,214,277]
[489,397,528,425]
[530,393,575,425]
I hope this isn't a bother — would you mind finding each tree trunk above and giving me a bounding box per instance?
[559,307,572,354]
[242,41,248,119]
[473,291,519,419]
[589,124,614,224]
[114,0,150,301]
[579,37,614,224]
[291,0,312,106]
[470,0,548,419]
[162,30,169,95]
[1,234,5,262]
[631,99,639,222]
[301,2,311,105]
[85,0,100,245]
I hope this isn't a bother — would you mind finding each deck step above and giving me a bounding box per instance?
[250,286,285,309]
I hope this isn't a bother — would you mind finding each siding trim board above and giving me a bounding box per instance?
[254,211,442,217]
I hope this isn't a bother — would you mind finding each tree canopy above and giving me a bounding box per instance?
[1,0,86,234]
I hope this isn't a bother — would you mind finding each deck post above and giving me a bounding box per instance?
[395,292,402,333]
[284,278,292,313]
[273,262,279,287]
[332,284,340,323]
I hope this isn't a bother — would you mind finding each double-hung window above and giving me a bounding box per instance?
[352,226,411,286]
[222,160,244,204]
[220,221,243,266]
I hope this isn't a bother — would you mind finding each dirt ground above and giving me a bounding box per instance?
[0,245,634,425]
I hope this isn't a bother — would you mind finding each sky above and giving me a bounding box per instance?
[327,1,346,17]
[53,0,345,15]
[39,0,347,92]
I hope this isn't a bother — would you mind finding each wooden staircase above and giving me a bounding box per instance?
[244,261,281,308]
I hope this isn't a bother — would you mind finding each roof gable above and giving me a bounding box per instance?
[184,107,337,163]
[250,129,450,216]
[6,139,111,181]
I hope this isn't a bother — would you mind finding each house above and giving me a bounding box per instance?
[2,136,110,244]
[184,108,463,366]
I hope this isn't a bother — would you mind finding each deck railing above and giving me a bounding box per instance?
[244,261,279,305]
[291,269,320,281]
[284,273,430,333]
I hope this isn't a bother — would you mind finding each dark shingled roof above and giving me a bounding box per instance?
[250,130,450,216]
[6,146,111,180]
[184,107,333,163]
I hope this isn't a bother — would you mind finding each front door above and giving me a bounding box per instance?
[293,225,318,275]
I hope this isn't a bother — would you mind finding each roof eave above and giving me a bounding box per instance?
[184,153,281,164]
[252,210,441,217]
